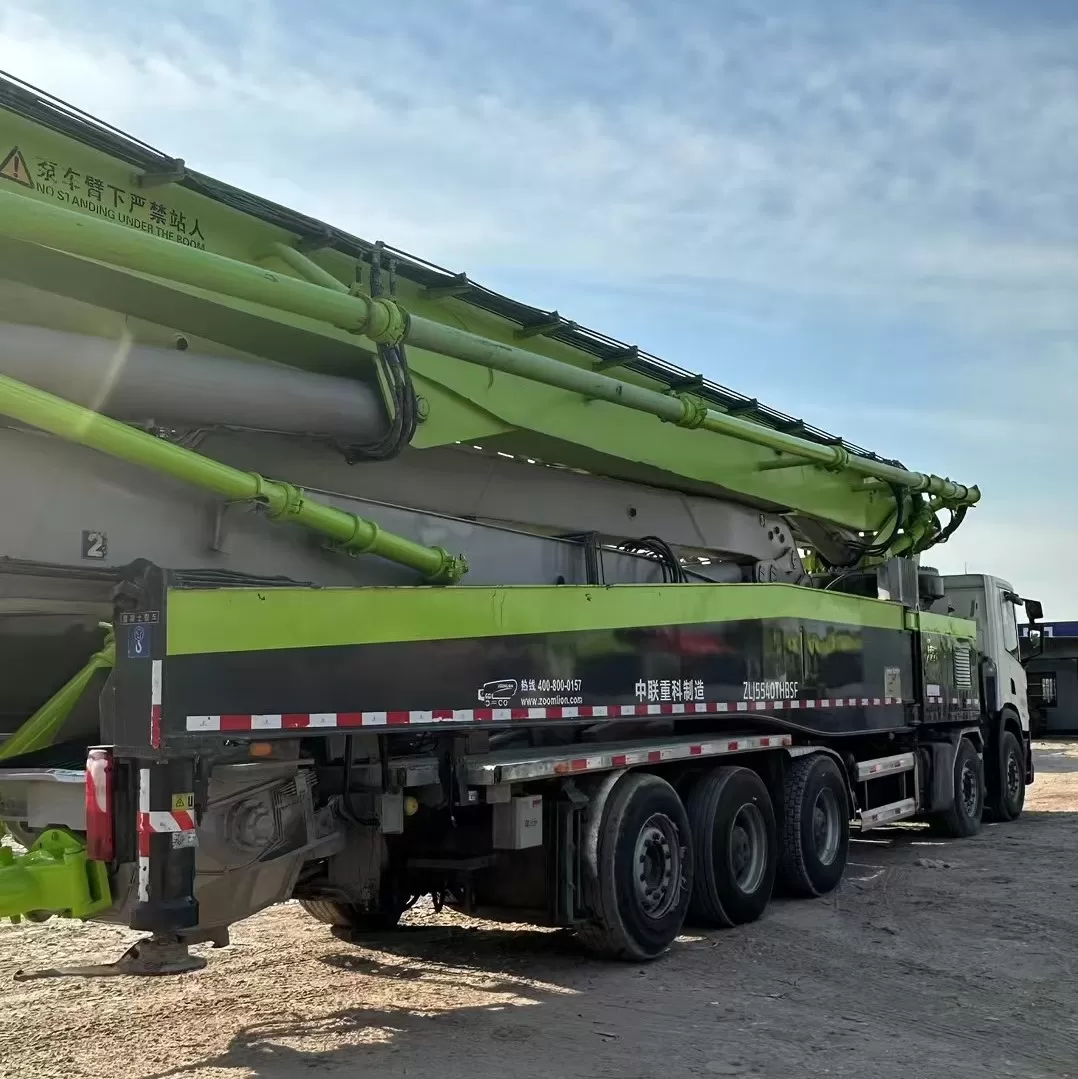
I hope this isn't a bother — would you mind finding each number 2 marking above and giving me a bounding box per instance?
[81,530,107,559]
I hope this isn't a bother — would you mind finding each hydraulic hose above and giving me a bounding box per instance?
[264,241,418,462]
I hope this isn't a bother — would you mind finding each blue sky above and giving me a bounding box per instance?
[1,0,1076,612]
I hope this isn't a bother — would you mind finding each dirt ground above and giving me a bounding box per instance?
[4,746,1078,1079]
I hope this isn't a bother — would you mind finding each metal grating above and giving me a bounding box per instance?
[953,645,973,689]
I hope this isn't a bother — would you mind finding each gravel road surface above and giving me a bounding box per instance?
[3,744,1078,1079]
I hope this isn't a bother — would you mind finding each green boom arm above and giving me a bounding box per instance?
[0,189,977,530]
[0,369,466,583]
[0,77,980,557]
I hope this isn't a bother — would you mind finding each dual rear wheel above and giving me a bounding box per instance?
[300,754,852,961]
[578,754,850,960]
[303,735,1025,957]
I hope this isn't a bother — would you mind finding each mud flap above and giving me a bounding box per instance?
[926,739,958,813]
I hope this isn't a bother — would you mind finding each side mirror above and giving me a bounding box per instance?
[1025,598,1044,623]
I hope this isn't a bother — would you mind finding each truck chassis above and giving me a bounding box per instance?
[1,564,1030,969]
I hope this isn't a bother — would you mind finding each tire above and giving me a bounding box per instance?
[930,736,984,838]
[777,754,850,898]
[298,898,405,933]
[686,766,777,928]
[987,729,1025,823]
[576,772,693,961]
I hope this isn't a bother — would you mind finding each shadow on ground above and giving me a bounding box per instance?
[141,923,608,1079]
[136,800,1078,1079]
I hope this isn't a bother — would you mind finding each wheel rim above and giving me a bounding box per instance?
[633,812,683,920]
[811,787,842,866]
[728,802,768,894]
[960,758,979,817]
[1005,749,1022,801]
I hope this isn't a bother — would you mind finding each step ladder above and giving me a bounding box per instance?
[853,751,919,831]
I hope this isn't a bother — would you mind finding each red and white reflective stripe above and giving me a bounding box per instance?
[553,734,790,777]
[137,767,151,902]
[183,698,900,732]
[185,696,911,733]
[136,765,197,903]
[141,809,197,833]
[150,660,162,749]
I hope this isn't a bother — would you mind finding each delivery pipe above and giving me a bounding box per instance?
[401,316,979,506]
[0,322,388,442]
[0,188,406,341]
[0,372,466,583]
[0,188,978,507]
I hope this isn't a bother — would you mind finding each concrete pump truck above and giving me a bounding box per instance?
[0,72,1040,974]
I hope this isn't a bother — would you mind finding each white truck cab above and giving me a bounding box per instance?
[937,573,1041,732]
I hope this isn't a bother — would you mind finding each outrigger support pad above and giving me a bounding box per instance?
[12,929,229,980]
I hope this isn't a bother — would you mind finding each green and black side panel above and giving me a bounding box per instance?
[104,570,980,754]
[907,611,981,724]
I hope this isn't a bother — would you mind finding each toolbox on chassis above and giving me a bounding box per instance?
[0,562,1035,968]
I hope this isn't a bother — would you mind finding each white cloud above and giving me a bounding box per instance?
[0,1,1075,609]
[3,0,1077,336]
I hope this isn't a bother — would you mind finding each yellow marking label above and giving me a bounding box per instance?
[172,792,195,812]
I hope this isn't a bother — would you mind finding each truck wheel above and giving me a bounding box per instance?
[686,766,776,928]
[987,730,1025,823]
[577,772,693,961]
[931,737,985,838]
[298,898,405,933]
[778,754,850,898]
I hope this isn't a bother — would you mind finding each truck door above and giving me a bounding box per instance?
[995,586,1029,731]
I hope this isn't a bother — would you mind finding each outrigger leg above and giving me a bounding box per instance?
[12,931,227,980]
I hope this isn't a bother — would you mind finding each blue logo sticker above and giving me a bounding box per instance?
[126,622,153,660]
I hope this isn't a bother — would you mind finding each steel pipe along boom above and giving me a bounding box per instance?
[0,188,977,509]
[263,244,979,510]
[0,372,465,584]
[255,246,979,510]
[0,187,406,341]
[400,315,979,507]
[266,241,351,293]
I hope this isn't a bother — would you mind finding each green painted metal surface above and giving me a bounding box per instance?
[402,313,978,505]
[0,91,979,550]
[906,609,978,643]
[0,632,114,761]
[0,186,405,342]
[165,581,907,656]
[0,371,466,583]
[0,829,111,921]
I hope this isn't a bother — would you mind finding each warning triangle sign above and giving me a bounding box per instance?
[0,146,33,188]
